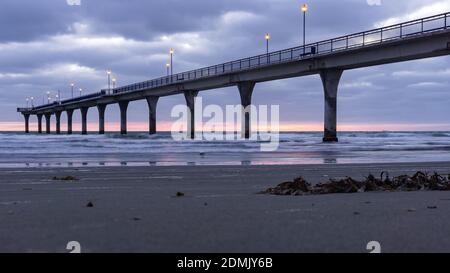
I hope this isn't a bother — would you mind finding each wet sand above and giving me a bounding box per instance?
[1,162,450,253]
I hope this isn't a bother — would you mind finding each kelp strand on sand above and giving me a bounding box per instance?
[52,176,78,181]
[261,172,450,196]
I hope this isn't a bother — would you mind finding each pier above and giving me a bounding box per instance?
[17,12,450,142]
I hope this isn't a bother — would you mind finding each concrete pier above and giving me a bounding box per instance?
[55,111,61,134]
[119,101,129,135]
[97,104,107,134]
[16,14,450,141]
[23,114,30,134]
[238,82,255,139]
[67,109,74,135]
[146,97,159,135]
[184,90,199,139]
[37,114,43,134]
[80,107,89,135]
[320,69,343,142]
[44,113,51,134]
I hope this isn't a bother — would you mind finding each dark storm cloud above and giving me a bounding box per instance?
[0,0,266,42]
[0,0,79,42]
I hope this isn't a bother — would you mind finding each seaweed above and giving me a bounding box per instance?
[262,171,450,196]
[52,176,78,181]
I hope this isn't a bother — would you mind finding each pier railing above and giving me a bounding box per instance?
[28,91,105,111]
[112,12,449,95]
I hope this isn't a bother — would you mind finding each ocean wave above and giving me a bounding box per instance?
[1,132,450,156]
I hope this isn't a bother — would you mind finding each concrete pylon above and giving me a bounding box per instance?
[44,113,51,134]
[146,97,159,135]
[119,101,129,135]
[97,104,107,134]
[320,69,343,142]
[237,82,256,139]
[67,109,74,135]
[37,114,43,134]
[23,114,30,133]
[55,112,62,134]
[80,107,89,135]
[183,90,199,139]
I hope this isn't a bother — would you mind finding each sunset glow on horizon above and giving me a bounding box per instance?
[2,121,449,132]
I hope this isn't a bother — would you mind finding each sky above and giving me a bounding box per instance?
[0,0,450,132]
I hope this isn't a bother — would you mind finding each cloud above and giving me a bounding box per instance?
[341,81,374,89]
[374,0,450,27]
[220,11,263,26]
[407,81,445,88]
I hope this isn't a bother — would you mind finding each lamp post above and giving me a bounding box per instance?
[71,83,75,98]
[30,97,34,107]
[112,77,117,89]
[265,33,270,56]
[79,88,83,97]
[166,63,170,76]
[107,70,112,93]
[169,48,174,76]
[57,90,61,103]
[26,97,29,108]
[46,91,51,104]
[301,4,308,55]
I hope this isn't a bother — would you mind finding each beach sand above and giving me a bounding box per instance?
[1,162,450,253]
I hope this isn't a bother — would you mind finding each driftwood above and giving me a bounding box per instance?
[261,172,450,196]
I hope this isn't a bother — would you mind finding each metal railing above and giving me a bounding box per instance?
[27,91,105,110]
[17,107,32,112]
[59,91,105,105]
[112,12,449,95]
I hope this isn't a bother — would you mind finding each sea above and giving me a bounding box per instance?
[0,131,450,168]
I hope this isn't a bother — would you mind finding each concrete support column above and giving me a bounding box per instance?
[55,111,62,134]
[97,104,107,134]
[146,97,159,135]
[23,114,30,133]
[183,90,199,139]
[238,82,255,139]
[67,109,74,135]
[44,113,51,134]
[119,101,129,135]
[320,69,343,142]
[37,114,43,134]
[80,107,89,135]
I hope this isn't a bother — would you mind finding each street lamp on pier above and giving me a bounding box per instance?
[301,4,308,55]
[71,83,75,98]
[169,48,174,76]
[107,70,112,93]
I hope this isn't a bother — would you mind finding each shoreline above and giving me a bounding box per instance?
[1,154,450,169]
[1,162,450,252]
